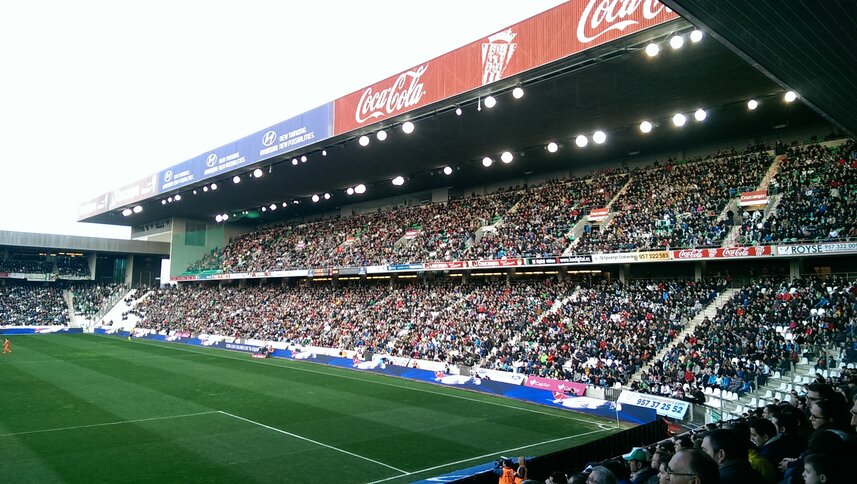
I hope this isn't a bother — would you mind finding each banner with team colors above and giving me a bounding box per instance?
[96,328,656,425]
[334,0,678,133]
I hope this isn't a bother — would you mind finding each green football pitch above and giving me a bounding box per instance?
[0,334,624,483]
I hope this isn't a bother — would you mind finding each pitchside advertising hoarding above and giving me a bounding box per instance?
[777,242,857,256]
[618,390,690,419]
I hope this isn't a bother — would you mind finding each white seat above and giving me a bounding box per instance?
[847,363,855,369]
[802,376,812,384]
[764,390,773,399]
[778,382,788,391]
[794,375,803,383]
[704,387,713,395]
[748,397,757,407]
[775,392,783,401]
[800,357,809,365]
[735,404,745,414]
[774,371,781,379]
[758,398,767,407]
[795,385,803,394]
[785,384,793,392]
[712,388,722,398]
[729,392,739,401]
[822,370,829,378]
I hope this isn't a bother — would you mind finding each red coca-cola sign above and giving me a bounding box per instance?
[333,1,677,134]
[671,246,772,260]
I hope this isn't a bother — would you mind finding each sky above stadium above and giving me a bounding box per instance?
[0,0,566,239]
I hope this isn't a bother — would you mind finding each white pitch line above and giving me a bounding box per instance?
[0,411,218,438]
[121,337,610,427]
[364,427,613,484]
[217,410,406,474]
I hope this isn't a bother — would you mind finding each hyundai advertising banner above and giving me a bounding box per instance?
[156,103,333,193]
[97,328,656,425]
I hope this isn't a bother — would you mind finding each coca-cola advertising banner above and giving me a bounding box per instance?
[739,190,768,207]
[333,0,678,134]
[524,375,587,396]
[670,246,772,260]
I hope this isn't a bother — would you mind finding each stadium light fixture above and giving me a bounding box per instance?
[500,151,513,163]
[203,186,209,192]
[443,166,453,175]
[233,175,241,184]
[292,158,298,165]
[575,135,588,148]
[312,194,320,202]
[482,156,493,167]
[301,155,307,163]
[222,213,229,220]
[747,99,759,110]
[669,35,684,49]
[455,106,462,116]
[253,168,263,178]
[547,142,559,153]
[376,130,387,141]
[359,135,370,146]
[784,91,797,103]
[484,95,497,108]
[293,200,299,205]
[346,187,354,195]
[512,86,524,99]
[640,121,653,133]
[392,176,405,186]
[193,189,198,195]
[323,193,330,200]
[161,199,167,205]
[174,194,181,201]
[261,206,266,212]
[122,208,132,216]
[592,131,607,144]
[282,202,288,208]
[269,204,277,211]
[673,113,687,127]
[690,30,704,43]
[215,214,223,222]
[645,43,660,57]
[133,205,143,213]
[402,121,415,134]
[210,183,217,190]
[355,184,366,194]
[694,108,707,121]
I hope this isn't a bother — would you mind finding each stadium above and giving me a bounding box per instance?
[2,1,856,483]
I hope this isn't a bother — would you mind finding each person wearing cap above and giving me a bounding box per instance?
[624,447,656,484]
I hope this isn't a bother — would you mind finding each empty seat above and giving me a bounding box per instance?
[764,390,773,399]
[774,371,781,379]
[800,357,809,365]
[705,387,713,395]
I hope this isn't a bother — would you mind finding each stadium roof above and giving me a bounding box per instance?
[0,230,169,255]
[79,2,842,229]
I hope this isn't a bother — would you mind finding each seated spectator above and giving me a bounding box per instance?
[665,449,720,484]
[701,428,763,484]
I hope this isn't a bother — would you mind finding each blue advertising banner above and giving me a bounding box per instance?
[0,327,83,335]
[96,329,655,426]
[157,103,333,192]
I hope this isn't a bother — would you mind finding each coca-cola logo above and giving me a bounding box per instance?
[355,65,428,123]
[676,249,705,259]
[577,0,670,44]
[721,247,752,258]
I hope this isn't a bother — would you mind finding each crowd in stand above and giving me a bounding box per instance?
[72,283,125,318]
[572,149,772,254]
[0,282,68,325]
[0,259,52,274]
[178,139,857,276]
[735,141,857,246]
[533,373,855,483]
[56,256,91,278]
[133,277,731,386]
[466,172,628,259]
[635,275,857,404]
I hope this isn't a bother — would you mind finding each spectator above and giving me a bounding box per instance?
[665,449,720,484]
[701,429,762,484]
